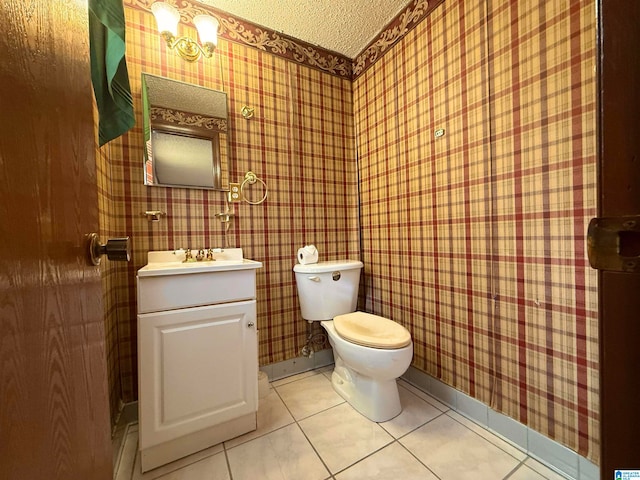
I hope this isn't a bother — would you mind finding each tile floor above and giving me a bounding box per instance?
[115,367,571,480]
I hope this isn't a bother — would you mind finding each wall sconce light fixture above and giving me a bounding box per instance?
[150,2,219,62]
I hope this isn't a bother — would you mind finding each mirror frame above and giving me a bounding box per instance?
[141,73,230,191]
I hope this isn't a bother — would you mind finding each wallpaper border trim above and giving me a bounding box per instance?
[124,0,352,78]
[123,0,445,80]
[352,0,445,79]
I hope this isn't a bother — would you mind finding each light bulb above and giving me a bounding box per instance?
[193,15,219,48]
[151,2,180,37]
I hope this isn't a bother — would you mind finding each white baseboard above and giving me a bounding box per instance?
[402,366,599,480]
[111,401,139,471]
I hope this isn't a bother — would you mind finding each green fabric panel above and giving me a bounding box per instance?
[89,0,135,147]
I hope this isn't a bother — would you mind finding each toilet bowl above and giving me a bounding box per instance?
[293,260,413,422]
[322,312,413,421]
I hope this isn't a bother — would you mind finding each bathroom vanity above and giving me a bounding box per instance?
[137,248,262,472]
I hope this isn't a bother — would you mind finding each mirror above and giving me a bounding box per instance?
[142,73,229,190]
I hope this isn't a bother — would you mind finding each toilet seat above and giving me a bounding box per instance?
[333,312,411,349]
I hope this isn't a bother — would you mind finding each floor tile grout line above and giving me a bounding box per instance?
[272,371,326,391]
[385,407,525,480]
[128,430,228,480]
[294,413,338,478]
[387,409,452,479]
[518,458,575,480]
[224,420,295,452]
[397,378,452,410]
[395,382,441,411]
[113,423,132,479]
[273,378,347,423]
[112,423,127,477]
[225,375,449,478]
[276,382,335,478]
[398,379,577,480]
[382,409,449,442]
[221,377,346,450]
[122,366,561,480]
[276,374,399,478]
[398,383,451,413]
[286,374,447,477]
[502,458,528,480]
[215,380,334,475]
[445,410,529,461]
[395,438,444,480]
[291,399,348,423]
[397,385,453,414]
[221,380,328,452]
[324,437,399,475]
[270,369,321,388]
[126,435,138,480]
[222,442,234,480]
[150,450,230,480]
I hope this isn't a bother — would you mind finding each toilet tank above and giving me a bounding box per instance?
[293,260,363,321]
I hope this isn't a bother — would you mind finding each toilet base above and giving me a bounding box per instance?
[329,357,402,422]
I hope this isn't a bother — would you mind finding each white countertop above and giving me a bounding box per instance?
[137,248,263,277]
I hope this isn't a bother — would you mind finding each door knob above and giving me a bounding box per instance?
[88,233,131,266]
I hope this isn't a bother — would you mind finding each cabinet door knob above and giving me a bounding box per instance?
[247,322,255,328]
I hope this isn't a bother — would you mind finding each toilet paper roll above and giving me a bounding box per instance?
[297,245,318,264]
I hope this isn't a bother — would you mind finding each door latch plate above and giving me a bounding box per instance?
[587,215,640,273]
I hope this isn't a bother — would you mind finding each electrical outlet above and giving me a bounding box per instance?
[229,182,241,202]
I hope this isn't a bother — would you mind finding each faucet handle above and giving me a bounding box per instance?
[183,248,196,263]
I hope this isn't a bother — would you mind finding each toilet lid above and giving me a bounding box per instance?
[333,312,411,349]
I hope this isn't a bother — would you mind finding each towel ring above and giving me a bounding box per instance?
[240,171,268,205]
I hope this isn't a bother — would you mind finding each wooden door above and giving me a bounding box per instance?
[0,1,112,479]
[597,0,640,476]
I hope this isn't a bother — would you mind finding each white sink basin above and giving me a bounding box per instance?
[138,248,262,277]
[137,248,262,313]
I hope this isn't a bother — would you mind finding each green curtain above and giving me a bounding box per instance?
[89,0,135,146]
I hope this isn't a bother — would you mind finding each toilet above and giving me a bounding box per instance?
[293,260,413,422]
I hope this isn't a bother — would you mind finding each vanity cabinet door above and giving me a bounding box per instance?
[138,300,257,451]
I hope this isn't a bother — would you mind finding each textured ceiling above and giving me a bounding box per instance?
[197,0,413,58]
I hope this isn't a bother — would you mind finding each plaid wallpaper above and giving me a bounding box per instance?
[99,5,359,409]
[95,113,121,424]
[98,0,599,462]
[353,0,597,462]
